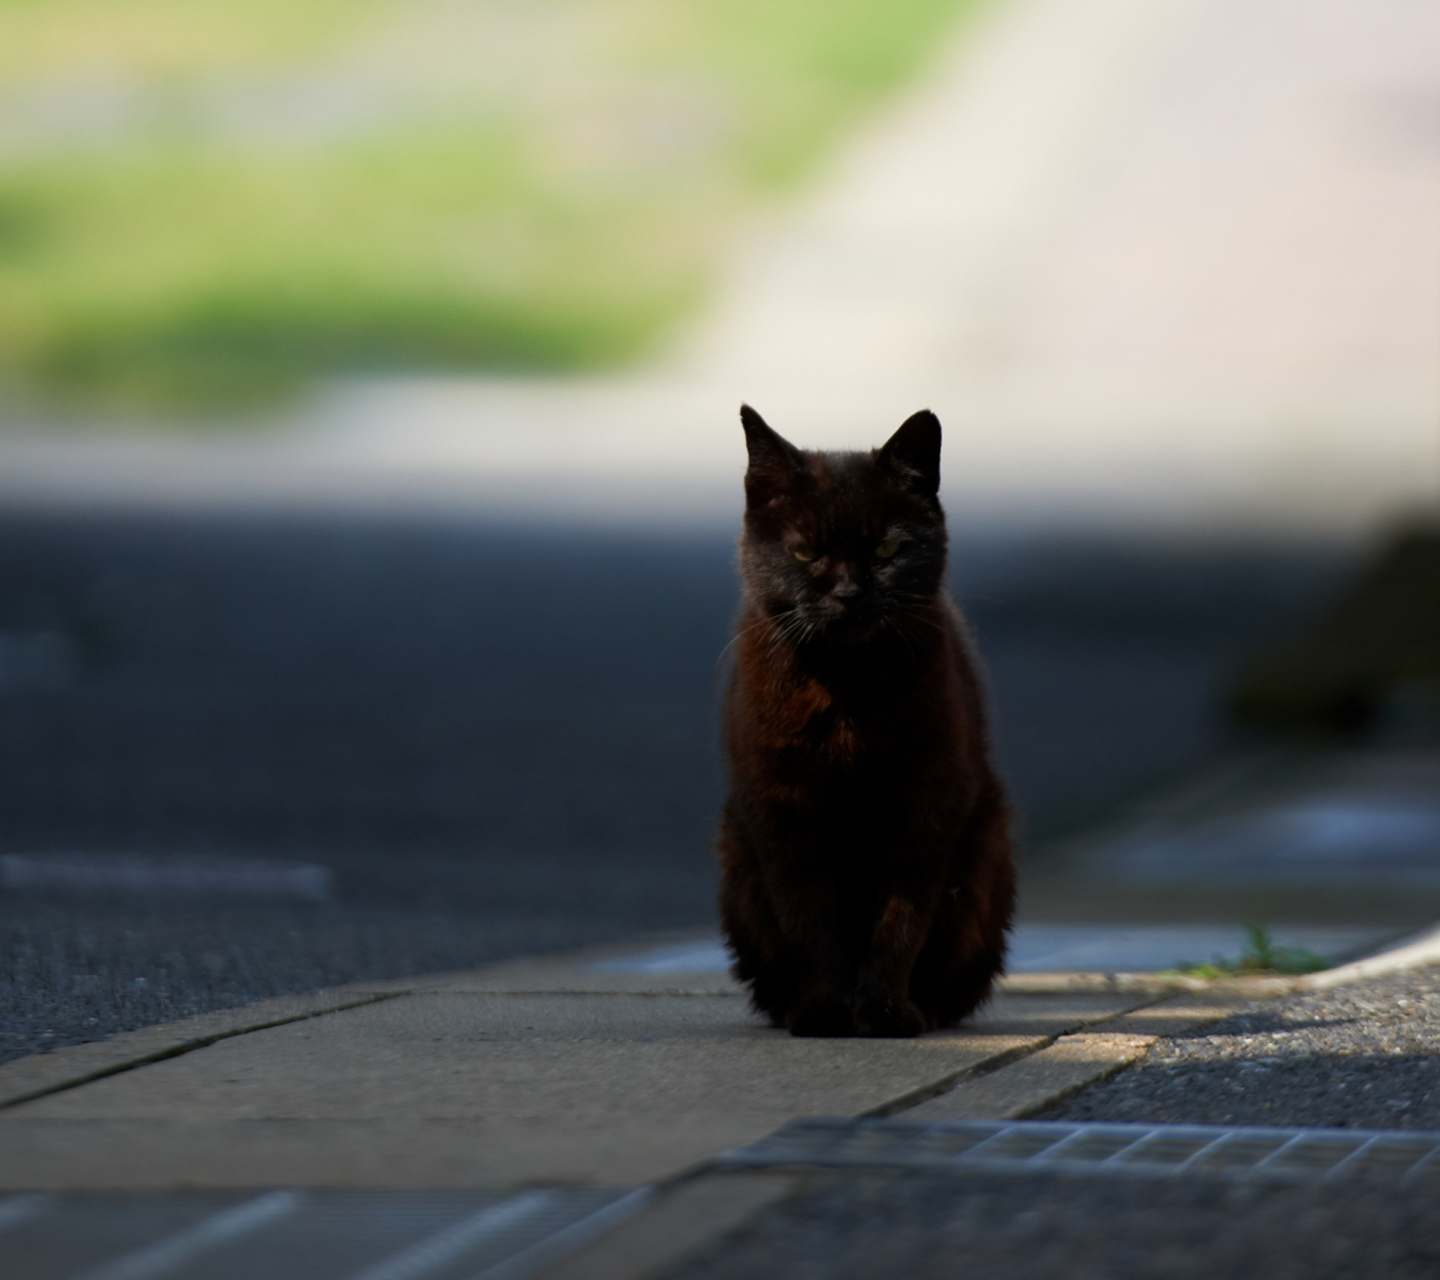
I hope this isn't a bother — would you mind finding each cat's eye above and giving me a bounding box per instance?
[792,549,815,563]
[875,539,901,558]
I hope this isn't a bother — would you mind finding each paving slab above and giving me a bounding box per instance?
[0,990,397,1111]
[0,979,1151,1189]
[5,919,1430,1191]
[4,915,1428,1195]
[903,1033,1159,1122]
[1095,994,1251,1038]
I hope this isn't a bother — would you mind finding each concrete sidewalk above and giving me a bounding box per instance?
[0,937,1223,1190]
[3,925,1438,1278]
[5,924,1435,1192]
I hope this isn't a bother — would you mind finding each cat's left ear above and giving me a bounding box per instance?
[878,410,941,497]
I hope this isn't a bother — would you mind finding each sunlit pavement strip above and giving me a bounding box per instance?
[1059,753,1440,893]
[0,853,332,900]
[590,924,1399,977]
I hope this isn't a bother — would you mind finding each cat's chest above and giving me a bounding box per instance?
[767,676,902,766]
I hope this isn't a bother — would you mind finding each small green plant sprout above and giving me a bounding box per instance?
[1160,961,1230,981]
[1236,921,1330,974]
[1160,922,1332,979]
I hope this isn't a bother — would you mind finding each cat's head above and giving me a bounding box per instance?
[738,405,948,645]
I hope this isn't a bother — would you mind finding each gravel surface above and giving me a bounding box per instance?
[0,513,1344,1063]
[662,1170,1440,1280]
[1052,965,1440,1130]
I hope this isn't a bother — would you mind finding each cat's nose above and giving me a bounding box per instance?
[831,572,860,599]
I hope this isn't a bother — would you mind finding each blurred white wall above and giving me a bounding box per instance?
[2,0,1437,533]
[684,0,1440,532]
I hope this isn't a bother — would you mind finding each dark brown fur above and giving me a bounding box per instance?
[718,406,1014,1038]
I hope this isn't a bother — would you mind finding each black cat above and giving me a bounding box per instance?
[718,406,1014,1037]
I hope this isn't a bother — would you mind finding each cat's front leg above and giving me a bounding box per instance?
[786,931,856,1037]
[746,833,856,1036]
[772,893,855,1037]
[853,894,932,1038]
[787,979,855,1036]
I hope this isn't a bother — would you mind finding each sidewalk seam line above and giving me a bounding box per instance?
[1007,1051,1151,1120]
[864,996,1168,1119]
[863,1037,1063,1118]
[0,993,406,1113]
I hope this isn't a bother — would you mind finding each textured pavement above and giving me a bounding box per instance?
[1052,965,1440,1130]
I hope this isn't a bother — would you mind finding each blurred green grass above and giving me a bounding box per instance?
[0,0,987,415]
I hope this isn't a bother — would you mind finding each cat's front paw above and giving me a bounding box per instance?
[853,996,928,1039]
[786,998,856,1038]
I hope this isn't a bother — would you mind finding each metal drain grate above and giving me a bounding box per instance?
[718,1118,1440,1185]
[0,1186,652,1280]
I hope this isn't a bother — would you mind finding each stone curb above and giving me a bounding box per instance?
[1302,923,1440,990]
[998,972,1301,998]
[1000,923,1440,999]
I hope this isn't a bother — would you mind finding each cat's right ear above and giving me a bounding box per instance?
[741,404,804,504]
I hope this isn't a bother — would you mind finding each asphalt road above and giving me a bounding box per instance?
[0,512,1347,1064]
